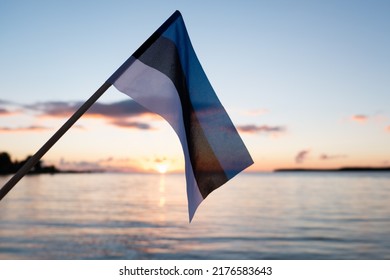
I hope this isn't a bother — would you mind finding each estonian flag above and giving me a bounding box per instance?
[107,11,253,221]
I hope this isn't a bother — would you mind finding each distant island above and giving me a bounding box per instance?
[274,167,390,172]
[0,151,102,175]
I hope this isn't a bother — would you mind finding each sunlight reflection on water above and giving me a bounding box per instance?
[1,172,390,259]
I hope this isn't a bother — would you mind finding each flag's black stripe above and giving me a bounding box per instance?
[134,36,228,199]
[133,11,181,58]
[107,11,181,84]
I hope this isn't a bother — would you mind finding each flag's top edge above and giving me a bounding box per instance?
[107,10,182,84]
[159,10,181,34]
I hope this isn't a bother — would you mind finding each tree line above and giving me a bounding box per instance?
[0,152,59,175]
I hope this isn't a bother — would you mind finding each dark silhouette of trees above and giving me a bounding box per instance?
[0,152,59,175]
[0,152,13,174]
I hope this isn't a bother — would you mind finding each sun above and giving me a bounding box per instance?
[156,163,169,174]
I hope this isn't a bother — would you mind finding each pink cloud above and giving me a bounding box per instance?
[0,125,49,133]
[0,108,10,115]
[351,114,369,123]
[243,108,269,116]
[0,106,21,116]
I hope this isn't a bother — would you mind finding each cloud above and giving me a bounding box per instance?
[59,158,102,169]
[237,124,286,136]
[319,154,347,160]
[57,158,110,172]
[242,108,269,116]
[350,114,390,132]
[153,156,168,163]
[27,99,151,118]
[0,99,12,105]
[0,108,11,115]
[294,150,348,164]
[295,149,310,164]
[350,114,369,123]
[0,125,49,133]
[88,100,151,118]
[110,120,154,130]
[24,99,157,130]
[57,157,143,173]
[27,101,79,117]
[0,102,21,116]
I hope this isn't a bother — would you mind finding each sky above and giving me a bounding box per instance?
[1,0,390,173]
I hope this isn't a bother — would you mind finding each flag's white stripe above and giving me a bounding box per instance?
[112,57,203,220]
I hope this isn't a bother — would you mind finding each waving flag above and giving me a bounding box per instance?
[107,11,253,221]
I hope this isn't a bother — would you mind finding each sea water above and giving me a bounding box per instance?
[0,172,389,259]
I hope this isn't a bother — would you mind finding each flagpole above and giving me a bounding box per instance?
[0,82,112,201]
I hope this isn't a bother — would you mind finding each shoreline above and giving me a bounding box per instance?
[274,167,390,172]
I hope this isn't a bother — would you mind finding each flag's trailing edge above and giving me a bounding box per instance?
[107,11,253,221]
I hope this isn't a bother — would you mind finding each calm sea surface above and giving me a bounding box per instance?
[0,172,389,259]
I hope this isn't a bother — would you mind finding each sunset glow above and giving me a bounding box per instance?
[1,1,389,173]
[156,163,169,174]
